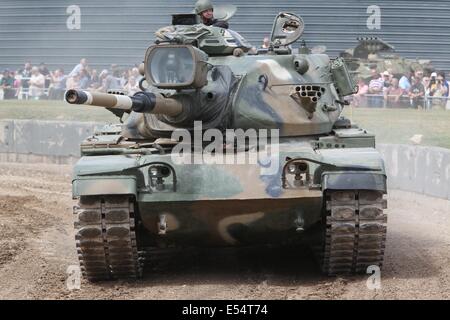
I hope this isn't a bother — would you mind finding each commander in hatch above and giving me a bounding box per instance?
[195,0,229,29]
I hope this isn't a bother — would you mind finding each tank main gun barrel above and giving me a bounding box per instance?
[64,89,183,117]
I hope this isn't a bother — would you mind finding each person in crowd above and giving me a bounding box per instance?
[0,69,16,100]
[66,72,81,90]
[427,72,438,94]
[124,76,140,95]
[399,71,412,93]
[428,72,449,109]
[110,64,120,77]
[423,76,431,92]
[130,67,144,85]
[352,78,368,107]
[13,71,21,98]
[96,69,120,93]
[129,67,140,79]
[422,75,431,109]
[48,68,67,100]
[381,71,392,94]
[108,64,123,89]
[89,69,101,90]
[414,70,424,82]
[0,72,3,100]
[119,69,129,88]
[79,69,91,90]
[384,78,404,108]
[19,62,32,99]
[437,72,449,97]
[368,69,384,94]
[409,76,425,109]
[28,66,46,100]
[261,37,270,49]
[69,58,88,77]
[38,62,51,89]
[367,68,384,107]
[254,36,271,54]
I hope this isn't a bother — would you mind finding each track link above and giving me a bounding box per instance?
[318,190,387,275]
[74,195,143,281]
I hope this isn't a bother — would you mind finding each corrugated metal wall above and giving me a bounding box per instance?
[1,0,449,71]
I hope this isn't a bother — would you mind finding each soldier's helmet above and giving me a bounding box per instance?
[195,0,214,15]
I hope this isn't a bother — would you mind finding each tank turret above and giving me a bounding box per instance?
[66,12,357,138]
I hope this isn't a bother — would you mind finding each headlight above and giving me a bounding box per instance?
[149,165,171,178]
[287,161,309,175]
[287,164,297,174]
[144,44,209,89]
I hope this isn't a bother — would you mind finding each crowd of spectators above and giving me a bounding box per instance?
[0,59,143,101]
[351,67,450,110]
[1,57,449,110]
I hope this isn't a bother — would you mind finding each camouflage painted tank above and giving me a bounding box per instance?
[66,9,388,281]
[341,37,434,81]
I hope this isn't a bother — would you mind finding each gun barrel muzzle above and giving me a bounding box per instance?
[64,89,183,117]
[65,90,133,110]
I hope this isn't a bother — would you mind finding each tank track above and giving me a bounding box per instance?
[73,195,143,281]
[317,190,388,275]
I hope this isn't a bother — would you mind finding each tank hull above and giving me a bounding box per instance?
[73,132,386,250]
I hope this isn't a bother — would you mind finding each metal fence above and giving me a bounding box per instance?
[351,94,450,110]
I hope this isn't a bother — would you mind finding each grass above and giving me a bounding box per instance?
[343,106,450,149]
[1,100,450,149]
[0,99,117,123]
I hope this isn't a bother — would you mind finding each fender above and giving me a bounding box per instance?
[73,175,137,198]
[321,171,387,193]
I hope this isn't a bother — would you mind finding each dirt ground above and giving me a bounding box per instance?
[0,162,449,300]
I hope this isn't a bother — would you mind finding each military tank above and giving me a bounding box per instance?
[341,37,434,81]
[66,10,388,281]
